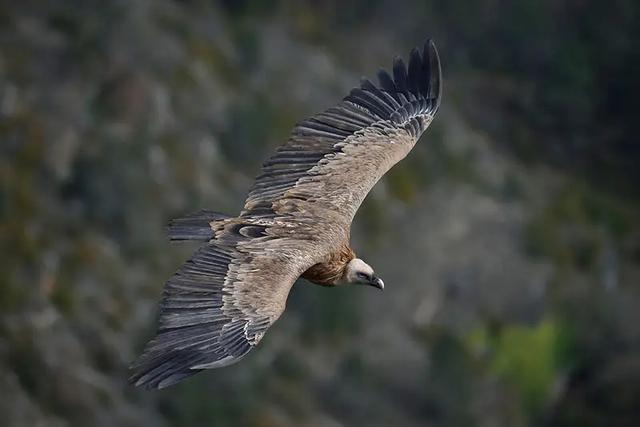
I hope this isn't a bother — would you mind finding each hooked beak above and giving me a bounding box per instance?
[369,275,384,290]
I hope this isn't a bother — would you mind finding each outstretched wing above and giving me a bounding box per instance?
[242,40,442,233]
[130,224,313,389]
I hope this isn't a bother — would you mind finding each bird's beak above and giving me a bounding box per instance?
[369,275,384,290]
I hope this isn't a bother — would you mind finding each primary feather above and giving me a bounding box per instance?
[130,40,442,389]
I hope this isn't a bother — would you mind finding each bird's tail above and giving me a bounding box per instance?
[166,209,230,241]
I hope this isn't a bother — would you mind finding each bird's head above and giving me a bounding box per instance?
[342,258,384,290]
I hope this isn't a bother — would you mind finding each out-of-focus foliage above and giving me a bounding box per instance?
[484,320,568,412]
[432,0,640,197]
[1,1,639,426]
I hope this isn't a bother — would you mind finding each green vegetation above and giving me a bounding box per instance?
[486,320,569,412]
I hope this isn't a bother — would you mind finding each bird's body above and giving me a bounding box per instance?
[130,40,442,389]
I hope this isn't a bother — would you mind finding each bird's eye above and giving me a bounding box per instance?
[356,272,369,280]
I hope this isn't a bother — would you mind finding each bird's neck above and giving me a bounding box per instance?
[301,244,355,286]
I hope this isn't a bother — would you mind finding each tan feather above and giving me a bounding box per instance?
[301,244,356,286]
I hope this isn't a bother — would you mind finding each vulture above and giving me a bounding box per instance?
[130,40,442,389]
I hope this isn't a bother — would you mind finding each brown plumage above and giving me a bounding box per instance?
[301,244,356,286]
[130,40,442,389]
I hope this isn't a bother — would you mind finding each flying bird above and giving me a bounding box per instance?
[130,40,442,389]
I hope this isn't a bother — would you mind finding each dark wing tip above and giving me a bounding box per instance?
[408,47,423,97]
[344,38,442,126]
[390,39,441,112]
[129,362,201,390]
[423,39,442,110]
[392,56,408,92]
[377,69,396,92]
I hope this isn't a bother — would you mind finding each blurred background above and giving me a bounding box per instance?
[1,1,639,426]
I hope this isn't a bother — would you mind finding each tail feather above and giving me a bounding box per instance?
[167,209,229,241]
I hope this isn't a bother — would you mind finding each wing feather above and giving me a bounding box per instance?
[242,39,442,227]
[393,56,409,93]
[130,228,308,389]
